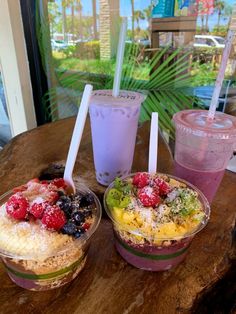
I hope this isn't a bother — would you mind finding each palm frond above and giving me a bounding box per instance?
[35,7,200,138]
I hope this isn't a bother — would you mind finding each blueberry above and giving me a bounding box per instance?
[61,222,77,235]
[72,211,85,225]
[83,208,92,218]
[58,190,66,197]
[74,227,85,239]
[71,193,82,202]
[80,193,94,207]
[57,196,71,208]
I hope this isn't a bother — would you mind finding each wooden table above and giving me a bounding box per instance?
[0,117,235,314]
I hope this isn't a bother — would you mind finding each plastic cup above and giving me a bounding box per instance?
[173,110,236,203]
[104,173,210,271]
[89,90,145,186]
[0,184,101,291]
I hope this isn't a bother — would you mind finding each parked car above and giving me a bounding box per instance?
[194,35,225,48]
[51,39,68,51]
[137,38,151,47]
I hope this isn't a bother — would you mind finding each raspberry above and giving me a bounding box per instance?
[154,178,171,196]
[6,193,29,220]
[46,191,59,204]
[52,178,67,189]
[82,223,91,231]
[29,200,49,218]
[27,178,40,184]
[13,185,27,193]
[138,186,161,207]
[133,172,149,188]
[41,205,66,231]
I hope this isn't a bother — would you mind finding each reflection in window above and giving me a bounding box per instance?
[37,0,236,138]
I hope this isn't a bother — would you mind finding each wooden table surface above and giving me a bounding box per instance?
[0,117,235,314]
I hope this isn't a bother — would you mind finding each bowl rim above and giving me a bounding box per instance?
[103,172,211,242]
[0,183,102,260]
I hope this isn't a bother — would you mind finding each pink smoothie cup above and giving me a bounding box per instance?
[89,90,145,186]
[104,173,210,271]
[0,184,102,291]
[173,110,236,203]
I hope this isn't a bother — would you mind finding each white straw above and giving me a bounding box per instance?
[112,17,127,98]
[63,84,93,191]
[148,112,158,174]
[208,6,236,120]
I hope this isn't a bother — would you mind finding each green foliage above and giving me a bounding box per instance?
[36,1,201,139]
[191,61,218,87]
[211,25,228,37]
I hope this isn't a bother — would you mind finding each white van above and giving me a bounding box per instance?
[194,35,225,48]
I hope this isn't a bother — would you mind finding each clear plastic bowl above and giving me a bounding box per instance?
[0,184,102,290]
[104,173,210,271]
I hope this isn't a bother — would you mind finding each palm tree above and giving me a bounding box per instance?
[70,0,75,40]
[92,0,98,40]
[48,2,60,36]
[130,0,135,40]
[75,0,83,39]
[62,0,69,42]
[134,10,145,34]
[214,0,225,31]
[144,4,154,40]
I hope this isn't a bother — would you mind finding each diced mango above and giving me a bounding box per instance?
[112,207,123,221]
[122,211,135,223]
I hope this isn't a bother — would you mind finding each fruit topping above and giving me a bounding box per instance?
[133,172,149,188]
[82,223,91,231]
[74,227,85,239]
[138,186,161,207]
[41,205,66,231]
[4,178,95,238]
[61,222,78,235]
[6,193,29,220]
[52,178,67,189]
[154,178,171,196]
[80,193,95,207]
[71,211,85,225]
[29,199,49,218]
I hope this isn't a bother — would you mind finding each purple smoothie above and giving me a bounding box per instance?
[174,161,225,203]
[89,90,144,186]
[114,231,192,271]
[173,110,236,203]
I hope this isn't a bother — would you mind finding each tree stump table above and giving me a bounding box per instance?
[0,117,235,314]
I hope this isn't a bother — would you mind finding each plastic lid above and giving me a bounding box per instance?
[90,90,145,107]
[173,110,236,139]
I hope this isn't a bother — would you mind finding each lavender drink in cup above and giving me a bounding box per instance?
[173,110,236,203]
[89,90,145,186]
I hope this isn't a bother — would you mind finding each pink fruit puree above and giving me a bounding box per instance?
[114,231,192,271]
[174,161,225,203]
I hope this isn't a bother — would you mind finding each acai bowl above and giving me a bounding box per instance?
[104,172,210,271]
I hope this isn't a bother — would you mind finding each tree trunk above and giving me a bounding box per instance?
[205,14,209,33]
[217,10,221,31]
[201,15,204,33]
[62,5,67,42]
[79,10,83,39]
[131,0,134,40]
[71,5,75,41]
[92,0,98,39]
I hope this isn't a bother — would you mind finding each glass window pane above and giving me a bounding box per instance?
[36,0,236,137]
